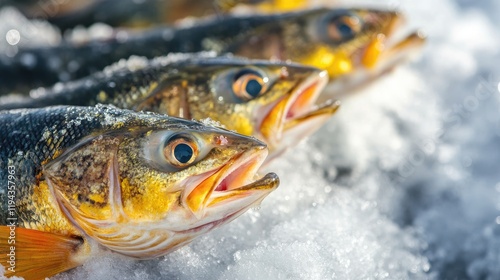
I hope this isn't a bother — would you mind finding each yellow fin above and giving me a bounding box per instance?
[0,226,88,280]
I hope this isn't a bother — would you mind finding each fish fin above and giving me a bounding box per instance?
[0,226,88,280]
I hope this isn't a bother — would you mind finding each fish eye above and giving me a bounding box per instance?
[163,135,198,168]
[232,70,267,101]
[145,130,214,173]
[325,13,363,42]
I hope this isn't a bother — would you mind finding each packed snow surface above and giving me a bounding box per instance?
[1,0,499,279]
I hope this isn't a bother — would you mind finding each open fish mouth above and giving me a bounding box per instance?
[259,70,339,150]
[184,145,279,220]
[317,12,426,100]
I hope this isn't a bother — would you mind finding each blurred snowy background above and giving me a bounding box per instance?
[2,0,500,279]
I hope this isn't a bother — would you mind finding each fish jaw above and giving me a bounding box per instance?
[324,31,426,99]
[258,69,338,154]
[356,11,391,69]
[298,9,424,79]
[359,11,426,70]
[184,145,277,219]
[374,30,426,69]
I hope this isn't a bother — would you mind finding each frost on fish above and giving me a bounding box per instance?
[102,52,219,76]
[199,118,226,129]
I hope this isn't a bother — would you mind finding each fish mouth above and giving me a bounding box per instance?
[320,14,426,99]
[183,146,279,220]
[258,70,339,151]
[359,12,426,70]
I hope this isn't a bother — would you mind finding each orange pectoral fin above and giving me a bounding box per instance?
[0,226,89,280]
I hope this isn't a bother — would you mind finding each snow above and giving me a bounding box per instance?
[3,0,500,279]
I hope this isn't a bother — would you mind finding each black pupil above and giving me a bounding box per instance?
[337,22,353,37]
[245,79,262,97]
[173,143,193,164]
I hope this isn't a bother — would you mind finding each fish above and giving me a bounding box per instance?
[0,105,279,279]
[0,8,418,95]
[0,53,338,161]
[228,8,425,80]
[217,0,307,13]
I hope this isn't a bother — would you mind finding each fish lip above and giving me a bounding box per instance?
[183,146,278,217]
[381,11,425,57]
[259,69,334,146]
[355,29,426,73]
[283,69,331,122]
[174,172,279,235]
[211,147,269,192]
[172,173,280,234]
[383,30,426,59]
[283,99,341,130]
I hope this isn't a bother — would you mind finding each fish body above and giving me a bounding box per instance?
[0,53,337,160]
[0,105,278,279]
[0,8,418,95]
[0,0,289,31]
[0,10,280,94]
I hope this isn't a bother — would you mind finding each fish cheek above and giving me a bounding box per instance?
[116,137,180,222]
[44,136,121,222]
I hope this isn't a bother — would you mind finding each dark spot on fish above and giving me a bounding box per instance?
[245,79,262,98]
[174,143,194,164]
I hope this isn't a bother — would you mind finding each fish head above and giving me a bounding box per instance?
[139,58,338,160]
[230,8,424,79]
[44,115,278,258]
